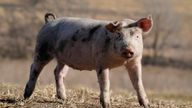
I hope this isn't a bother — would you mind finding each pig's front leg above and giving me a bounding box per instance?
[96,66,111,108]
[125,58,149,108]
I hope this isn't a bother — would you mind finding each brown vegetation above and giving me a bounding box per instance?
[0,0,192,107]
[0,84,192,108]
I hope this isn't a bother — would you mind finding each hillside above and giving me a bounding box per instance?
[0,0,192,60]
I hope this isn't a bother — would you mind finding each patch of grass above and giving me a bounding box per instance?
[0,84,192,108]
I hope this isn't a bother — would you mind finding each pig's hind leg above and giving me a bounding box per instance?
[54,63,69,100]
[24,42,54,99]
[24,55,53,99]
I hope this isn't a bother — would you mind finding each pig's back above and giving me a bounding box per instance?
[54,17,109,70]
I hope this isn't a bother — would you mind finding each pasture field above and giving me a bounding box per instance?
[0,59,192,108]
[0,0,192,108]
[0,84,192,108]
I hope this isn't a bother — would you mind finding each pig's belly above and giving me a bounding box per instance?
[58,45,96,71]
[57,43,126,70]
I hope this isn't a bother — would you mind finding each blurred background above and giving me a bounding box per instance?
[0,0,192,95]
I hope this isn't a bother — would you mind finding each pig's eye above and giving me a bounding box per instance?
[117,35,121,38]
[136,36,139,38]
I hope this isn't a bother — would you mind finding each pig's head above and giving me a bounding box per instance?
[105,16,153,60]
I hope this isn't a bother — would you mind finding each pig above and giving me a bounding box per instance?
[24,12,153,108]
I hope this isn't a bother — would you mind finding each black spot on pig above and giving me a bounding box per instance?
[81,25,101,42]
[103,36,111,52]
[72,30,80,41]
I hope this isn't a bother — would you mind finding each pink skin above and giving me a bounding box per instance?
[54,63,69,99]
[125,56,149,108]
[24,14,153,108]
[96,66,110,108]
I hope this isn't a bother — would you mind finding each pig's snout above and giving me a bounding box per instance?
[121,47,134,59]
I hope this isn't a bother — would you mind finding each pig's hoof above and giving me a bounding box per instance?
[101,103,111,108]
[100,97,111,108]
[23,84,33,99]
[24,91,31,99]
[56,93,66,100]
[143,104,150,108]
[100,100,111,108]
[138,98,150,108]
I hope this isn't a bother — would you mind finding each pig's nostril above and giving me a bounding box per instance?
[127,51,134,58]
[122,51,128,56]
[121,49,134,58]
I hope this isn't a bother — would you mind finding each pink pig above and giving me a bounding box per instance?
[24,13,153,108]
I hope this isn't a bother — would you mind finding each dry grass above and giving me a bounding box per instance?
[0,1,192,107]
[0,84,192,108]
[0,59,192,107]
[0,59,192,108]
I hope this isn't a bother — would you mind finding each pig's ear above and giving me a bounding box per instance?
[105,21,122,33]
[137,15,153,34]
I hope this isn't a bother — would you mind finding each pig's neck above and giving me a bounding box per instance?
[100,43,127,69]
